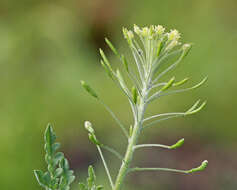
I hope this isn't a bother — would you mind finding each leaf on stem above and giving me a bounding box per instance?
[79,166,104,190]
[34,124,75,190]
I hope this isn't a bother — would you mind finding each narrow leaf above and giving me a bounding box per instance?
[34,170,49,188]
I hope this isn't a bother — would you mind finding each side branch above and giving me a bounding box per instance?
[148,77,207,103]
[96,145,114,188]
[134,138,184,150]
[129,160,208,174]
[99,100,129,138]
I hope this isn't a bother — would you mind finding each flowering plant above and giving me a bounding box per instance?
[34,24,208,190]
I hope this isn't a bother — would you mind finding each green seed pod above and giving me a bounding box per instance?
[188,160,208,173]
[129,125,133,137]
[105,38,118,55]
[170,138,184,149]
[132,86,138,104]
[99,49,113,72]
[156,41,163,57]
[186,101,207,115]
[173,78,189,87]
[81,81,98,99]
[160,77,175,91]
[88,133,101,146]
[100,60,113,78]
[84,121,95,134]
[121,55,129,72]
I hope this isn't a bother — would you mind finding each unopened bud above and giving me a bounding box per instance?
[84,121,94,134]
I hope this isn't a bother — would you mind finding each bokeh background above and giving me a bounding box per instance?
[0,0,237,189]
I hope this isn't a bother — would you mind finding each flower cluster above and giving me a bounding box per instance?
[122,25,192,86]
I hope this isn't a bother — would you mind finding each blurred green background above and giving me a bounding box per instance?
[0,0,237,189]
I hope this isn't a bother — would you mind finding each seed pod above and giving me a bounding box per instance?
[170,138,184,149]
[129,125,133,137]
[88,133,101,146]
[173,78,189,87]
[105,38,118,55]
[100,60,113,78]
[186,101,207,115]
[160,77,175,91]
[156,41,163,57]
[99,49,113,72]
[121,55,129,72]
[132,86,138,104]
[81,81,98,99]
[188,160,208,173]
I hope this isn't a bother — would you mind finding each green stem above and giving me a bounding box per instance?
[113,87,148,190]
[133,144,171,150]
[129,167,189,174]
[97,145,114,189]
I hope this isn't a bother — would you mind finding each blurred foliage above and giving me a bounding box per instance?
[0,0,237,189]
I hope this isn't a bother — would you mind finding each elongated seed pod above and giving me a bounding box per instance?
[170,138,184,149]
[121,55,129,72]
[105,38,118,55]
[132,86,138,104]
[99,49,113,72]
[88,133,101,146]
[160,77,175,91]
[173,78,189,87]
[81,81,98,99]
[188,160,208,173]
[156,40,163,57]
[101,60,113,78]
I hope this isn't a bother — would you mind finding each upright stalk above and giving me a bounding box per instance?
[114,84,149,190]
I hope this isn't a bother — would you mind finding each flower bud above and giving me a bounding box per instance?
[84,121,94,134]
[181,43,192,58]
[168,29,180,41]
[134,24,141,35]
[154,25,165,35]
